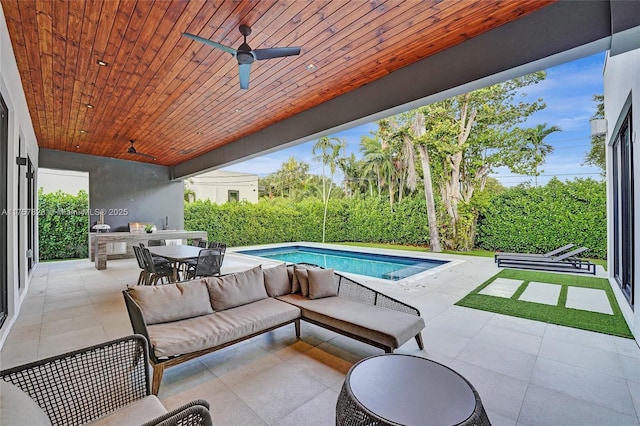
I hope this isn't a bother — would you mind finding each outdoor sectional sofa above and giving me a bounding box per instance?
[123,263,426,395]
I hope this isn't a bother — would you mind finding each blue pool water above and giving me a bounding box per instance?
[238,246,448,281]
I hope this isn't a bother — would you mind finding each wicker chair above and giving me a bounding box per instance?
[140,247,175,285]
[133,245,150,285]
[184,248,223,279]
[0,335,212,426]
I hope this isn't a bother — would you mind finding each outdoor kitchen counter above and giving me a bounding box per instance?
[91,230,207,270]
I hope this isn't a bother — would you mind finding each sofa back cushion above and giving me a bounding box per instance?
[127,281,214,325]
[205,265,268,311]
[307,268,338,299]
[263,263,291,297]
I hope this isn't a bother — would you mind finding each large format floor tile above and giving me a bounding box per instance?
[1,252,638,426]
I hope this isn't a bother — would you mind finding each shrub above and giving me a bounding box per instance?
[38,189,89,260]
[475,178,606,258]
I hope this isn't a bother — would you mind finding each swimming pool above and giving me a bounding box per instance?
[238,245,448,281]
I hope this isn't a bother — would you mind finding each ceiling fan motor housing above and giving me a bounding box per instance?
[237,51,254,64]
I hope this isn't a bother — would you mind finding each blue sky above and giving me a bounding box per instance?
[223,52,606,187]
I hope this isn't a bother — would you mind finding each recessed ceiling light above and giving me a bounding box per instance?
[97,60,108,66]
[306,63,317,71]
[196,131,203,135]
[234,108,242,113]
[85,103,94,109]
[75,145,80,149]
[79,130,87,134]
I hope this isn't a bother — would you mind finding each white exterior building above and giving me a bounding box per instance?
[603,47,639,344]
[185,170,258,204]
[38,168,89,195]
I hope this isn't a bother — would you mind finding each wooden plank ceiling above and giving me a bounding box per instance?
[1,0,553,167]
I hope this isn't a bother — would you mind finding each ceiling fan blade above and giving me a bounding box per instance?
[136,152,156,160]
[238,63,251,90]
[182,32,237,56]
[253,46,301,60]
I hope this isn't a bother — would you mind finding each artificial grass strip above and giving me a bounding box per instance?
[456,269,633,338]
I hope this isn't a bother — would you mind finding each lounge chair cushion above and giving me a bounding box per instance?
[0,381,52,426]
[263,263,291,297]
[307,268,337,299]
[205,265,267,311]
[277,294,425,350]
[87,395,166,425]
[127,281,213,325]
[147,298,301,357]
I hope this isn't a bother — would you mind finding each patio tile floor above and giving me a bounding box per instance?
[1,248,638,426]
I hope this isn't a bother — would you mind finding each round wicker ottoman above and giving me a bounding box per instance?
[336,354,491,426]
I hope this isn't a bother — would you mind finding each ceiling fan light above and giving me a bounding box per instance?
[306,63,317,71]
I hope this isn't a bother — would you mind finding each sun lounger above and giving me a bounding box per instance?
[497,247,596,275]
[494,244,575,262]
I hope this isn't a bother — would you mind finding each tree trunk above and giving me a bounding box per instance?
[417,144,442,252]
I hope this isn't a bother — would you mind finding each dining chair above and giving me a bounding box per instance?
[185,248,223,279]
[140,247,175,285]
[132,245,149,285]
[148,239,166,246]
[207,242,227,263]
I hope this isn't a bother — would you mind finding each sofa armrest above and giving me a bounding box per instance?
[123,290,158,363]
[141,399,213,426]
[334,272,421,317]
[0,335,150,426]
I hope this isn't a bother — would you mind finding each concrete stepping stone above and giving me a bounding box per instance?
[518,282,561,306]
[479,278,523,298]
[565,287,613,315]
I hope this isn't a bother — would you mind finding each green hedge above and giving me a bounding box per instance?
[475,178,606,258]
[185,179,606,259]
[37,179,606,262]
[38,189,89,260]
[184,196,432,247]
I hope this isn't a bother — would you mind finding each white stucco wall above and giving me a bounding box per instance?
[185,170,259,204]
[38,169,89,195]
[0,3,41,347]
[603,48,640,343]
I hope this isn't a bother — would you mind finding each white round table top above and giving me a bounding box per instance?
[348,354,476,426]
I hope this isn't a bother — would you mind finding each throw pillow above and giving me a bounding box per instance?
[307,268,338,299]
[0,381,52,426]
[205,265,268,310]
[293,264,319,297]
[263,263,291,297]
[289,265,300,294]
[127,281,214,325]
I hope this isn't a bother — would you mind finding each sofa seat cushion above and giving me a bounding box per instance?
[0,380,52,426]
[147,298,301,357]
[87,395,166,426]
[277,294,425,350]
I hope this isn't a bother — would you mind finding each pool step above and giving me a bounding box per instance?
[382,263,432,280]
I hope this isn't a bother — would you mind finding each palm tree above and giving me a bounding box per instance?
[525,123,561,186]
[360,135,387,198]
[312,136,344,242]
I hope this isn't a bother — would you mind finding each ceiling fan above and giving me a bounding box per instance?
[127,140,156,160]
[183,25,301,90]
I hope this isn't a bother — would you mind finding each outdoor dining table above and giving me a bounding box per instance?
[148,244,203,282]
[336,354,491,426]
